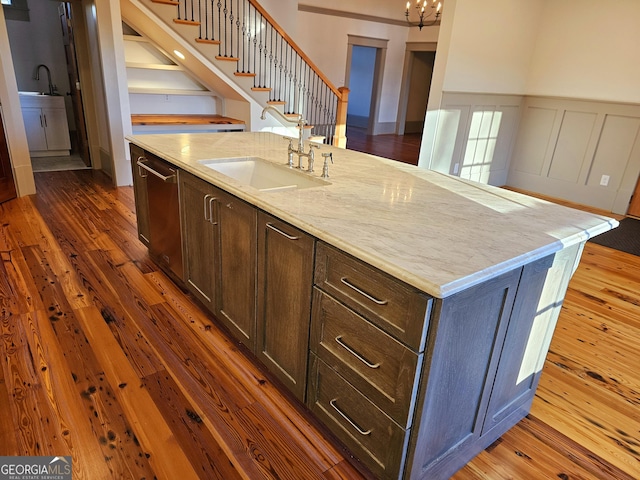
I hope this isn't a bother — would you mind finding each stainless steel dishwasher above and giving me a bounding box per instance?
[136,153,184,280]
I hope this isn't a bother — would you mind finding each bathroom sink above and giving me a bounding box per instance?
[199,156,329,192]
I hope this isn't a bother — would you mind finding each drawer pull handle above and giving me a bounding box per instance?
[335,335,380,369]
[266,222,299,240]
[329,399,371,436]
[340,277,389,305]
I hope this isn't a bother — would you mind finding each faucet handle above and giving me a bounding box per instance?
[283,137,295,168]
[321,152,333,179]
[306,144,319,173]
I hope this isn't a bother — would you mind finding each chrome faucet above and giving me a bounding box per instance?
[260,104,318,172]
[35,64,56,96]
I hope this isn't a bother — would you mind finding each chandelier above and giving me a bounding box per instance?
[405,0,442,30]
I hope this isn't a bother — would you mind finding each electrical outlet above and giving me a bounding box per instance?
[600,174,610,187]
[453,163,459,175]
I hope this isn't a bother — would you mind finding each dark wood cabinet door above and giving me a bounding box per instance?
[257,212,314,400]
[215,189,257,349]
[481,245,580,436]
[129,144,150,245]
[179,171,217,310]
[407,267,522,479]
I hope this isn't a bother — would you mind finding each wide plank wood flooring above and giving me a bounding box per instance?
[0,169,639,479]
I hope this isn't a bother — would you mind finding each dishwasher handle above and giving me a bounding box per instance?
[137,157,177,183]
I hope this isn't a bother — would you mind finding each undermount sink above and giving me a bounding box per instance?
[199,156,330,192]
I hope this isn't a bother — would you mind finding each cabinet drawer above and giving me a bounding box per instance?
[310,288,422,428]
[314,242,432,351]
[307,355,409,480]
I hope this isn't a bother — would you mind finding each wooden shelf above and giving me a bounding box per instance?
[128,88,216,96]
[131,114,244,126]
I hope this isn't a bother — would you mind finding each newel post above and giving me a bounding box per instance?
[333,86,350,148]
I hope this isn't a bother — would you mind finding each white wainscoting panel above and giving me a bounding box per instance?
[508,97,640,214]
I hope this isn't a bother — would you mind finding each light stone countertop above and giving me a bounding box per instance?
[127,132,617,298]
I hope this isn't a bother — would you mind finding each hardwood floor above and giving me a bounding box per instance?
[345,126,421,165]
[0,169,639,479]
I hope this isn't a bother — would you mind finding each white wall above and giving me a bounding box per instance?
[260,0,298,35]
[296,5,438,131]
[420,0,640,214]
[526,0,640,103]
[300,0,410,22]
[5,1,71,97]
[441,0,542,95]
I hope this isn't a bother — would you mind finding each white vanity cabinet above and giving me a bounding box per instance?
[19,94,71,156]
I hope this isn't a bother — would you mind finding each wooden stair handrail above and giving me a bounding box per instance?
[248,0,343,100]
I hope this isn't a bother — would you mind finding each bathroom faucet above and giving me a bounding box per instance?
[260,104,318,171]
[35,64,56,95]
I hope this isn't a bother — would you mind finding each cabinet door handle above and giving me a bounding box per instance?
[329,399,372,436]
[335,335,380,369]
[340,277,389,305]
[266,222,299,240]
[208,196,218,225]
[203,194,211,221]
[136,159,177,183]
[43,114,48,128]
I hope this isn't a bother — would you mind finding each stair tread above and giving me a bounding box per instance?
[174,18,200,26]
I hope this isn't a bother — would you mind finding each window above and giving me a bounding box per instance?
[1,0,12,5]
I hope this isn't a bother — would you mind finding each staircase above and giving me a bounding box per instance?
[121,0,349,146]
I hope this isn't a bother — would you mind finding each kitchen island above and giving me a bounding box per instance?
[127,132,615,479]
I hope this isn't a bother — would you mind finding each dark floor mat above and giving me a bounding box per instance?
[589,217,640,256]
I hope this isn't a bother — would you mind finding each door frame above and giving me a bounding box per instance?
[344,35,388,136]
[60,2,91,166]
[396,42,437,136]
[0,106,18,203]
[628,174,640,217]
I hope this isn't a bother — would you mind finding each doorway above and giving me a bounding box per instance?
[404,51,436,133]
[4,0,90,172]
[345,35,388,136]
[346,45,376,130]
[397,42,437,136]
